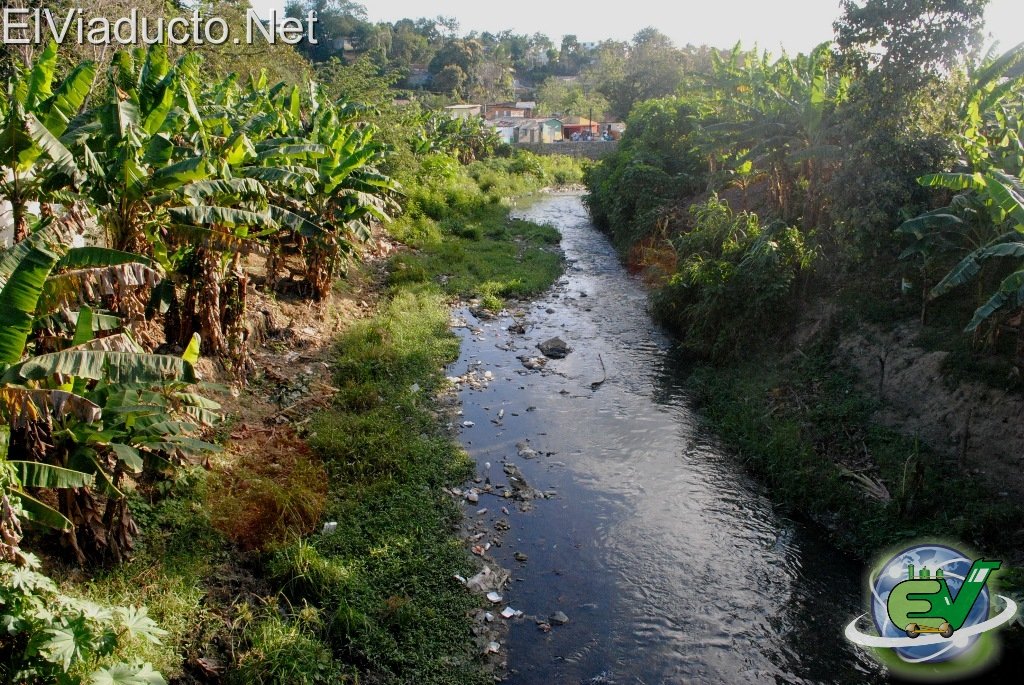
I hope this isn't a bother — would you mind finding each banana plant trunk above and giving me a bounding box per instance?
[8,170,30,243]
[0,494,24,562]
[222,252,250,372]
[13,213,29,244]
[197,248,228,356]
[308,240,339,301]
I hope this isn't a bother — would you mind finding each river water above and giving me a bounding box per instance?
[448,193,884,684]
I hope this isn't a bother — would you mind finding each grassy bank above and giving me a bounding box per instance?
[32,153,578,684]
[240,289,482,684]
[688,342,1024,589]
[388,153,572,310]
[234,161,570,682]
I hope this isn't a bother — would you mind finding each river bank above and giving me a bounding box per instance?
[31,153,580,683]
[582,189,1024,590]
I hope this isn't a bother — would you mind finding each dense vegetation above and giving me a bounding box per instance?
[585,1,1024,564]
[0,21,580,681]
[588,4,1023,365]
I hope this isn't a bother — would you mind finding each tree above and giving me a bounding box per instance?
[473,60,512,103]
[557,35,586,75]
[600,29,685,119]
[285,0,372,63]
[428,39,484,77]
[0,205,218,564]
[388,21,432,71]
[834,0,990,86]
[433,64,467,96]
[315,56,399,103]
[195,0,312,85]
[536,77,609,121]
[826,1,983,263]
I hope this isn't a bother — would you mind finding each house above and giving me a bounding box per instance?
[484,102,534,120]
[444,104,483,120]
[515,118,563,144]
[485,119,519,144]
[561,115,600,139]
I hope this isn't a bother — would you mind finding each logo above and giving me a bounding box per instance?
[845,543,1017,681]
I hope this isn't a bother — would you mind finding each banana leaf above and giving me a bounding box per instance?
[967,269,1024,331]
[0,387,102,425]
[24,42,59,108]
[57,247,156,270]
[1,350,197,385]
[166,224,270,255]
[0,219,74,364]
[40,263,163,313]
[14,490,73,531]
[24,113,80,180]
[150,156,208,190]
[109,443,143,473]
[10,461,94,489]
[169,205,275,228]
[983,173,1024,227]
[40,60,97,137]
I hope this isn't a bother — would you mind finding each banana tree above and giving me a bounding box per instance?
[925,171,1024,335]
[158,182,277,365]
[701,43,848,225]
[900,44,1024,329]
[1,42,94,243]
[70,47,208,254]
[0,205,218,563]
[74,47,285,367]
[959,42,1024,174]
[256,104,400,299]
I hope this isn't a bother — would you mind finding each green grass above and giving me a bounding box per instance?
[235,290,488,685]
[389,206,561,308]
[64,471,228,678]
[387,154,570,309]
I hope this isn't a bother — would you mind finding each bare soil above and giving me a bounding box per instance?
[836,320,1024,502]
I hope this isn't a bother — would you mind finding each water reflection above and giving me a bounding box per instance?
[448,194,883,684]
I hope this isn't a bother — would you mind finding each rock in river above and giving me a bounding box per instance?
[537,336,571,359]
[550,611,569,625]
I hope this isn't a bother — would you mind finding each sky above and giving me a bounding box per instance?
[249,0,1024,55]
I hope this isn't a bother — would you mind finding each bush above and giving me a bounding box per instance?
[584,97,707,249]
[506,151,545,178]
[0,557,167,685]
[652,196,814,359]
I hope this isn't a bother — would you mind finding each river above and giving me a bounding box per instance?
[448,193,884,684]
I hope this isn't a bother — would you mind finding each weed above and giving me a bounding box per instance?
[231,612,344,685]
[208,428,328,552]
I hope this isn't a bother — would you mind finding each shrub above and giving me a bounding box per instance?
[652,196,814,359]
[0,556,167,684]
